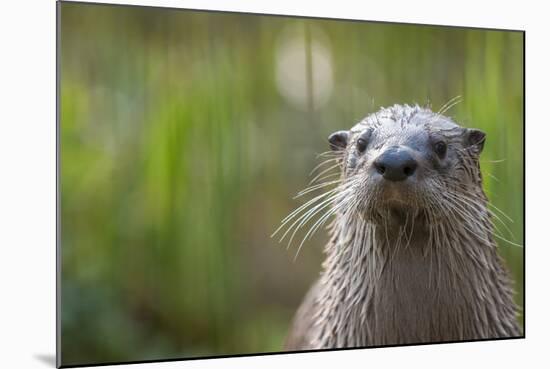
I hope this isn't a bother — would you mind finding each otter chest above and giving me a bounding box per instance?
[366,246,476,345]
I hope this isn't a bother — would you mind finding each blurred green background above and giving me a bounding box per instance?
[59,2,524,366]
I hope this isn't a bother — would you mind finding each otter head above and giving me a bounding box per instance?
[328,104,486,225]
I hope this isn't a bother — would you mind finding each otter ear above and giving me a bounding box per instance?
[328,130,349,151]
[466,128,486,154]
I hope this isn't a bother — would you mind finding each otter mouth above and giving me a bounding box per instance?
[377,183,417,209]
[376,188,425,225]
[380,182,412,202]
[389,205,409,221]
[384,203,420,224]
[359,180,433,226]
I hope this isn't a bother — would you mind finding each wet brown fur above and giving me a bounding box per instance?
[283,104,521,349]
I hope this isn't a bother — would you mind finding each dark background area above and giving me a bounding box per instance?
[60,2,524,366]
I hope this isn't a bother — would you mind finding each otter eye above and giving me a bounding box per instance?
[357,138,368,153]
[434,141,447,158]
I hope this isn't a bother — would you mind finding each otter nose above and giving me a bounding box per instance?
[374,147,417,182]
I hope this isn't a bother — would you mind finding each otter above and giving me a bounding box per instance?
[279,104,521,350]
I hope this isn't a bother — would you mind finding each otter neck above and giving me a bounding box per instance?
[311,212,519,348]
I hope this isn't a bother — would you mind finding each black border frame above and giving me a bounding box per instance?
[55,1,526,367]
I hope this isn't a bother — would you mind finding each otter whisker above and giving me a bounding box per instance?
[492,233,524,248]
[309,157,342,177]
[452,193,515,237]
[486,173,500,183]
[272,189,339,237]
[279,190,340,243]
[481,158,507,164]
[438,97,462,117]
[437,95,462,116]
[438,173,512,226]
[304,194,356,243]
[309,172,342,186]
[440,193,520,249]
[439,194,489,240]
[309,163,343,185]
[283,185,357,247]
[443,191,516,241]
[295,179,342,199]
[316,150,344,159]
[487,202,514,224]
[294,196,355,261]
